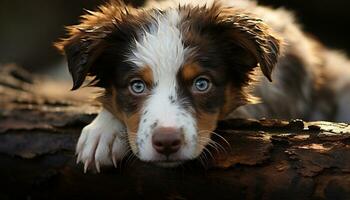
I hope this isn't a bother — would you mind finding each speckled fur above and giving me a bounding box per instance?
[56,0,350,172]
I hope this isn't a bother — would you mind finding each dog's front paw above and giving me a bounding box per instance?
[75,111,128,173]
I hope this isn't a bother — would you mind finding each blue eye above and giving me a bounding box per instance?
[193,76,211,92]
[130,79,146,94]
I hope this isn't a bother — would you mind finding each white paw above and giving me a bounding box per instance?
[75,109,128,173]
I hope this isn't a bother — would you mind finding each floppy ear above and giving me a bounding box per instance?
[55,1,129,90]
[218,9,282,81]
[55,30,108,90]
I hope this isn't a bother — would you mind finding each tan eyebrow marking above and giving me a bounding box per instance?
[139,65,154,86]
[181,62,203,81]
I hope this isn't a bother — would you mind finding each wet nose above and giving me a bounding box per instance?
[152,127,183,156]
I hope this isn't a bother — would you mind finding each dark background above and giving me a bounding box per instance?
[0,0,349,73]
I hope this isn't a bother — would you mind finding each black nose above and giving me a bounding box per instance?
[152,127,183,156]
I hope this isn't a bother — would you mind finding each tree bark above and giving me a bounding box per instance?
[1,64,350,200]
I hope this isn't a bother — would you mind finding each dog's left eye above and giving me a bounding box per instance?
[129,79,146,95]
[193,76,211,93]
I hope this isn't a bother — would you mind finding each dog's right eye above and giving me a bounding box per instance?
[129,79,146,95]
[192,76,212,93]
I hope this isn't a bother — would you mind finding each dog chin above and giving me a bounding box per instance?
[154,161,183,168]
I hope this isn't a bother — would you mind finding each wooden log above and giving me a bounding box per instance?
[0,64,349,200]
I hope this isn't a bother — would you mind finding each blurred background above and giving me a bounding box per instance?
[0,0,349,79]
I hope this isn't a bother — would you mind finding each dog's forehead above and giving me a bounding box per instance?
[127,9,191,82]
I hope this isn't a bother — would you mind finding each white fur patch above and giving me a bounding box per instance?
[127,9,199,161]
[129,9,187,79]
[76,109,128,173]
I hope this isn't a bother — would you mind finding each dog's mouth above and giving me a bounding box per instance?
[145,157,185,167]
[153,160,183,167]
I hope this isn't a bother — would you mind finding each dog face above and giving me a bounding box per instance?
[56,1,280,165]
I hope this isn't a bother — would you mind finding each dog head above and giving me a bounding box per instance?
[56,1,281,165]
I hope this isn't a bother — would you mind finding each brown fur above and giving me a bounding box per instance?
[181,63,202,81]
[124,113,141,151]
[195,112,220,155]
[100,86,142,153]
[57,0,350,165]
[219,84,254,120]
[139,66,154,87]
[197,112,220,135]
[55,1,154,90]
[206,1,350,122]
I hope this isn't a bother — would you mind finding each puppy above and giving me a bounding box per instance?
[56,0,350,172]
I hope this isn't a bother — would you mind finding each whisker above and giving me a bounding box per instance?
[197,140,214,162]
[198,135,228,155]
[208,140,228,154]
[198,138,220,153]
[211,131,231,148]
[201,151,209,164]
[203,147,214,161]
[120,148,133,167]
[198,130,230,147]
[198,130,231,152]
[198,153,208,168]
[125,151,136,167]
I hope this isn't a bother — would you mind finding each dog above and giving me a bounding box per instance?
[56,0,350,172]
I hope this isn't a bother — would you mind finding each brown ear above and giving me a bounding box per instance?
[219,9,282,81]
[55,1,129,90]
[55,32,108,90]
